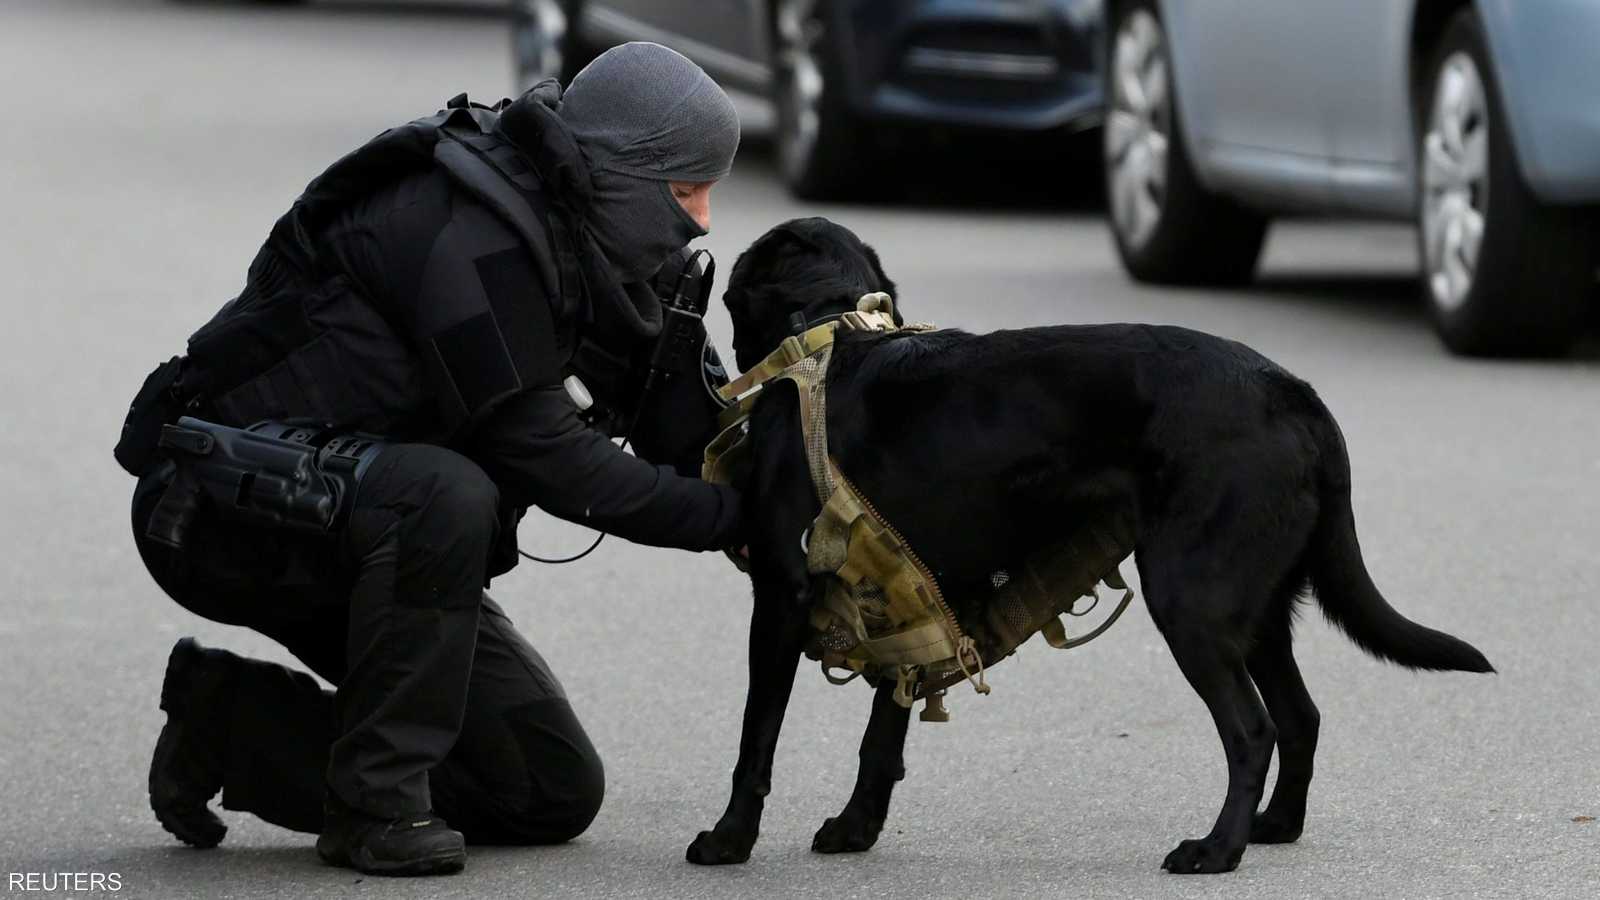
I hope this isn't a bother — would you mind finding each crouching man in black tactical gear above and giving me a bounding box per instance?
[116,43,745,877]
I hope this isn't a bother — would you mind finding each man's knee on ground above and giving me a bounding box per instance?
[505,746,605,845]
[546,747,605,843]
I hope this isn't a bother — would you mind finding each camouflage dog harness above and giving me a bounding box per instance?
[704,294,1137,722]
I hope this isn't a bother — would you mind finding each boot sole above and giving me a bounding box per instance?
[318,842,466,877]
[151,638,227,849]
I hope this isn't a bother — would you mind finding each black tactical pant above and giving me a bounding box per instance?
[131,443,604,843]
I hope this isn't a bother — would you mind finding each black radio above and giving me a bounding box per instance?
[645,248,716,393]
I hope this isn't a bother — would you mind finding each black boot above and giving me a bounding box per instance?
[316,795,466,876]
[149,637,233,848]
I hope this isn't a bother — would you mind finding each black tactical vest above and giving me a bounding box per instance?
[183,95,583,442]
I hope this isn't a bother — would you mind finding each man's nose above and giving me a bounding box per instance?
[689,193,711,231]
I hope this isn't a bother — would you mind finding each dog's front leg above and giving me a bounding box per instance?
[684,571,811,865]
[812,680,910,854]
[687,387,816,866]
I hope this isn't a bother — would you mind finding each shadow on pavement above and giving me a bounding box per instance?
[1250,272,1421,322]
[1248,271,1600,359]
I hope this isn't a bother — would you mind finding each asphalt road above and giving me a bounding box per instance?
[3,2,1597,898]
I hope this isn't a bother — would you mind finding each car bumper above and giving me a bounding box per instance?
[1480,0,1600,204]
[835,0,1105,133]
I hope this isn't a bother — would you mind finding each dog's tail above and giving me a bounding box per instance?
[1305,413,1494,673]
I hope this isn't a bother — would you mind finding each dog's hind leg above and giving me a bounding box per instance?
[1138,429,1322,873]
[1246,605,1320,844]
[1147,608,1276,874]
[1137,481,1316,869]
[1149,615,1275,874]
[811,681,911,854]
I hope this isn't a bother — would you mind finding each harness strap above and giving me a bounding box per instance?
[776,348,837,504]
[716,320,847,403]
[1040,588,1134,649]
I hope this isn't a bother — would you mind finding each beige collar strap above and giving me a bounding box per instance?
[716,320,841,404]
[716,293,904,405]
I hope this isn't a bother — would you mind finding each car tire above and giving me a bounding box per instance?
[1417,10,1593,357]
[772,0,877,200]
[1104,0,1267,285]
[510,0,594,93]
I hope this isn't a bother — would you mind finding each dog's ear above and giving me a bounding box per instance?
[723,220,829,324]
[726,224,814,301]
[737,219,825,270]
[772,219,826,251]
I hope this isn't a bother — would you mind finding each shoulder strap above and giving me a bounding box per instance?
[434,113,561,301]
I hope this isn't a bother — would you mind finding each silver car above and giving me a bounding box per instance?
[1102,0,1600,356]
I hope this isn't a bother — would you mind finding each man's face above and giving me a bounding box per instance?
[670,180,716,232]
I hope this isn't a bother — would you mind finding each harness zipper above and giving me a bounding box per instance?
[836,471,985,693]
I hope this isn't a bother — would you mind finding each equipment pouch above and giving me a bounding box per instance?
[115,356,193,477]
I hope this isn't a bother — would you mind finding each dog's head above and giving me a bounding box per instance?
[722,217,899,372]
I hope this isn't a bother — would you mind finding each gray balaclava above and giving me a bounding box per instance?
[558,42,741,283]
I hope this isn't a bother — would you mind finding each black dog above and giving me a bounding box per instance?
[685,217,1493,874]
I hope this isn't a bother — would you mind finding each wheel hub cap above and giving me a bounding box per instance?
[1422,52,1490,312]
[1107,9,1170,250]
[776,0,823,178]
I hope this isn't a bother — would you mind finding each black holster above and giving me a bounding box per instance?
[146,418,388,552]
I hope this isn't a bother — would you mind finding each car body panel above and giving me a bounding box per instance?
[1325,0,1413,216]
[1164,1,1332,160]
[1326,0,1413,168]
[1155,0,1600,217]
[1477,0,1600,203]
[1160,0,1337,211]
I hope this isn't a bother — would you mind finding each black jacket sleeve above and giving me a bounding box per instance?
[468,385,743,552]
[318,170,741,552]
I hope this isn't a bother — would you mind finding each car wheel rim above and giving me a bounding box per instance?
[775,0,824,181]
[1421,52,1490,313]
[1106,9,1170,251]
[512,0,568,90]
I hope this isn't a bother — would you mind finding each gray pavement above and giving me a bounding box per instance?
[2,1,1597,898]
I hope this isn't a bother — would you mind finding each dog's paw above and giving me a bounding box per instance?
[685,828,755,866]
[1249,811,1304,844]
[811,812,883,854]
[1161,838,1243,874]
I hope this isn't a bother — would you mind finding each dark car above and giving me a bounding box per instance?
[511,0,1105,199]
